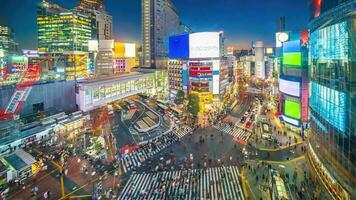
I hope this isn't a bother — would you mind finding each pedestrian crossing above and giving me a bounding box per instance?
[213,123,251,143]
[118,166,244,200]
[173,126,193,139]
[119,133,179,174]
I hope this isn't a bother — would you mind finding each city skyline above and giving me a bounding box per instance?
[0,0,355,199]
[0,0,309,49]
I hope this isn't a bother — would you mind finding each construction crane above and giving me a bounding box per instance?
[0,57,51,120]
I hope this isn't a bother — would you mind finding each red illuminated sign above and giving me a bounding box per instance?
[301,74,309,122]
[315,0,322,18]
[301,30,309,46]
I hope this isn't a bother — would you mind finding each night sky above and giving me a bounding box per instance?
[0,0,309,49]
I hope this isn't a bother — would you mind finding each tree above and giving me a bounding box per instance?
[188,93,200,117]
[175,90,185,105]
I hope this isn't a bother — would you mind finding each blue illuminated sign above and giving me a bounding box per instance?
[169,34,189,59]
[283,40,300,53]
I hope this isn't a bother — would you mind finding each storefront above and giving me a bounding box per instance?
[307,143,350,200]
[1,150,38,182]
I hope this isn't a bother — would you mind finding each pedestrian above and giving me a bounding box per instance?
[43,191,49,199]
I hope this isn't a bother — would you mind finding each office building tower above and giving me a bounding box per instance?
[142,0,180,69]
[93,10,113,40]
[95,40,114,76]
[37,0,91,79]
[37,0,92,53]
[77,0,112,41]
[0,24,19,54]
[77,0,104,11]
[254,41,265,80]
[307,0,356,199]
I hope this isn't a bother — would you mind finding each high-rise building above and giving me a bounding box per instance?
[93,10,113,40]
[95,40,114,76]
[37,0,91,79]
[0,24,18,54]
[37,0,92,53]
[254,41,265,80]
[0,23,19,78]
[142,0,180,69]
[77,0,112,41]
[77,0,105,11]
[307,0,356,199]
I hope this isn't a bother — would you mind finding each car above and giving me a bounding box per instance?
[240,117,246,123]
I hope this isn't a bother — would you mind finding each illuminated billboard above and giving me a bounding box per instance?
[213,74,220,94]
[266,48,274,54]
[114,42,125,57]
[284,100,301,119]
[283,40,300,52]
[124,43,136,58]
[279,78,300,97]
[114,43,136,58]
[282,115,300,126]
[189,32,220,59]
[169,34,189,59]
[283,52,301,66]
[88,40,98,51]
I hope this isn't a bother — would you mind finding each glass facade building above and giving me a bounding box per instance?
[142,0,180,68]
[37,1,92,53]
[0,25,18,54]
[308,0,356,199]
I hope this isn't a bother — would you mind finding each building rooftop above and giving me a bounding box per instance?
[77,72,156,88]
[3,150,36,171]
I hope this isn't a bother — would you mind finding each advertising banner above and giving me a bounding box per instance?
[189,32,220,59]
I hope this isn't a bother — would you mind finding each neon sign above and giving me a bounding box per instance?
[315,0,322,18]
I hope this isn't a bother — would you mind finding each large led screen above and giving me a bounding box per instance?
[169,34,189,59]
[284,100,301,119]
[283,52,301,67]
[189,32,220,59]
[88,40,98,51]
[125,43,136,57]
[282,115,300,126]
[310,21,348,60]
[283,40,300,53]
[114,42,125,57]
[310,81,346,133]
[279,78,301,97]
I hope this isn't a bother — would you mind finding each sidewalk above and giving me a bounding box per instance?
[243,157,315,200]
[249,111,305,152]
